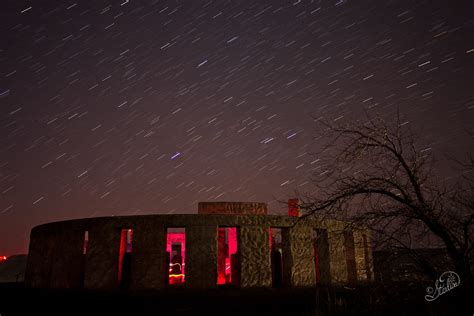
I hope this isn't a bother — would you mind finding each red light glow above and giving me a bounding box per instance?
[118,229,133,283]
[0,256,6,262]
[167,230,186,285]
[217,227,237,285]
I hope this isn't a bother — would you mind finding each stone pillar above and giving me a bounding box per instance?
[84,224,121,289]
[353,230,369,281]
[186,225,218,288]
[130,223,167,289]
[344,230,357,284]
[50,228,84,288]
[25,228,55,288]
[328,230,348,284]
[287,225,316,287]
[314,228,331,285]
[239,225,271,288]
[363,231,374,280]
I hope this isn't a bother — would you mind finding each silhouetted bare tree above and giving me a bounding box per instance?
[300,113,473,280]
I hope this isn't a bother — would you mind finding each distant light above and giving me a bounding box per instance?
[0,256,7,261]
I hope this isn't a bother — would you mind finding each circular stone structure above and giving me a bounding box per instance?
[25,201,373,290]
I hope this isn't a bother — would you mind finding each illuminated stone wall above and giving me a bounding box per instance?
[328,229,349,284]
[239,225,271,287]
[287,224,316,286]
[25,205,373,290]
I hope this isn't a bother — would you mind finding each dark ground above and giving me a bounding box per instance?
[0,255,27,283]
[0,281,472,316]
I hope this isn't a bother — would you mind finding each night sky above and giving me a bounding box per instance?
[1,0,473,255]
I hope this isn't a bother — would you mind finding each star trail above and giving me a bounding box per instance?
[1,0,473,255]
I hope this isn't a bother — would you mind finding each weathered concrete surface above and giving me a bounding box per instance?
[328,230,348,284]
[84,223,121,289]
[50,227,84,288]
[353,230,369,281]
[25,226,57,288]
[186,225,218,289]
[239,226,271,287]
[364,232,374,280]
[130,223,167,290]
[288,225,316,287]
[198,202,267,215]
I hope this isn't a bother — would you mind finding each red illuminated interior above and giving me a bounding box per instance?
[217,227,237,285]
[270,228,284,287]
[83,231,89,255]
[167,229,186,285]
[118,228,133,283]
